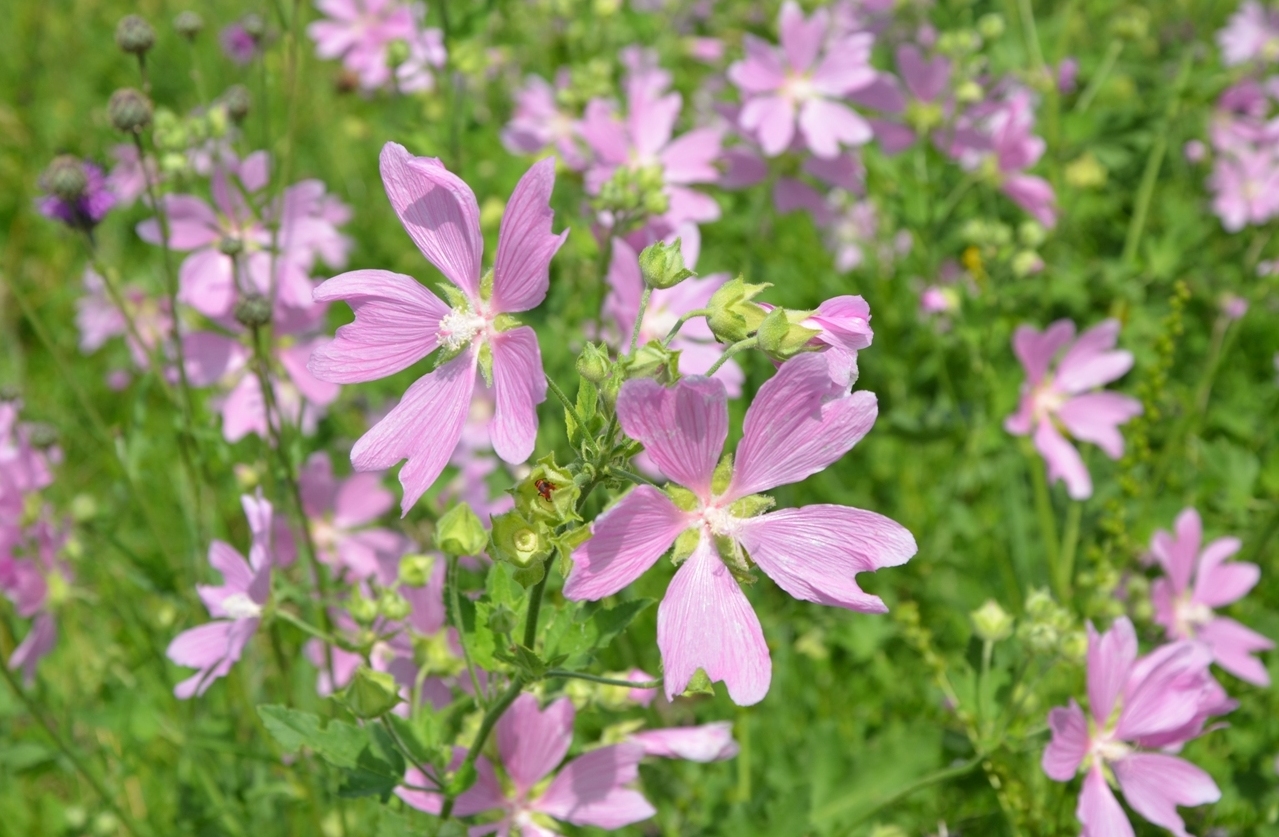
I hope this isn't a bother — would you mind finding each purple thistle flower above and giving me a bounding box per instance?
[221,21,263,65]
[308,143,567,514]
[1149,508,1273,686]
[37,159,117,231]
[1005,319,1142,501]
[1042,617,1232,837]
[565,353,915,705]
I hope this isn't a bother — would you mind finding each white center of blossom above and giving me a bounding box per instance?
[1030,379,1065,423]
[641,302,678,344]
[222,592,263,620]
[1092,734,1131,764]
[311,517,338,555]
[701,503,742,539]
[1173,593,1214,638]
[439,307,487,351]
[783,73,816,103]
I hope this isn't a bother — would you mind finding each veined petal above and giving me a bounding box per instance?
[379,142,483,300]
[351,350,478,515]
[735,505,915,613]
[1078,764,1135,837]
[535,743,655,829]
[1199,617,1273,686]
[1012,320,1075,386]
[1087,617,1137,726]
[309,269,449,383]
[630,722,739,762]
[492,157,568,313]
[729,354,876,499]
[1116,641,1213,741]
[1055,320,1132,394]
[1192,536,1253,607]
[1056,392,1142,460]
[618,376,727,500]
[1033,419,1092,500]
[489,326,546,466]
[563,486,693,600]
[497,694,574,795]
[1042,700,1089,781]
[657,535,772,705]
[1112,754,1219,837]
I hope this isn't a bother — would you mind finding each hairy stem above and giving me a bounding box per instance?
[628,286,652,355]
[544,670,662,689]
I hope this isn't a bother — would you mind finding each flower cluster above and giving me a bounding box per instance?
[307,0,446,93]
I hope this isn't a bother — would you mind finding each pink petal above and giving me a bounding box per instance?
[333,472,395,528]
[1056,392,1142,459]
[178,249,236,318]
[309,269,449,383]
[1033,419,1092,500]
[897,44,950,102]
[379,142,483,301]
[137,196,220,249]
[563,486,694,600]
[535,743,655,829]
[1078,765,1135,837]
[1192,536,1253,607]
[810,33,876,96]
[1054,320,1131,394]
[1087,617,1137,726]
[734,504,915,613]
[630,722,739,762]
[221,373,268,443]
[489,326,546,466]
[9,613,56,684]
[660,128,723,186]
[618,376,727,499]
[491,157,568,313]
[183,331,247,387]
[1002,174,1058,228]
[1012,320,1075,385]
[778,1,825,72]
[729,354,876,499]
[351,350,478,515]
[727,37,785,94]
[773,178,831,222]
[1116,641,1213,741]
[497,694,574,794]
[657,535,772,705]
[280,342,341,406]
[1112,753,1219,837]
[740,95,796,157]
[630,91,682,161]
[1042,700,1089,781]
[799,99,873,158]
[1151,508,1201,593]
[1199,617,1273,686]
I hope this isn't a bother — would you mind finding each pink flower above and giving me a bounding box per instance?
[398,694,657,832]
[503,71,587,169]
[298,452,409,579]
[1208,147,1279,231]
[221,21,263,65]
[564,353,915,704]
[107,143,155,207]
[1042,617,1230,837]
[309,143,567,514]
[307,0,445,93]
[76,268,172,373]
[166,494,276,699]
[1217,1,1279,66]
[630,721,739,762]
[3,516,71,684]
[1149,508,1273,686]
[1005,319,1142,501]
[438,384,517,521]
[848,44,953,155]
[727,1,876,158]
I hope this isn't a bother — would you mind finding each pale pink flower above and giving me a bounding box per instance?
[727,1,876,158]
[298,452,409,579]
[309,143,567,514]
[1042,617,1230,837]
[1208,146,1279,231]
[76,268,172,372]
[1005,319,1142,501]
[1149,508,1273,686]
[307,0,445,92]
[438,384,517,521]
[167,494,276,699]
[106,143,155,207]
[848,43,953,155]
[398,694,657,832]
[1217,1,1279,66]
[503,71,587,170]
[630,721,739,762]
[564,353,915,704]
[3,516,71,684]
[221,21,262,65]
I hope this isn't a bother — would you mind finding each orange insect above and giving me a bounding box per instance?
[534,479,556,501]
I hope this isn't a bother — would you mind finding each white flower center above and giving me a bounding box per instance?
[1030,380,1065,423]
[439,308,487,351]
[222,592,262,620]
[642,303,679,345]
[1092,734,1131,764]
[701,504,741,540]
[784,73,816,103]
[1173,593,1214,638]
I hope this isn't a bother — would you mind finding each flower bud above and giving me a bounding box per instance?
[43,156,88,202]
[638,238,695,290]
[115,15,156,55]
[515,456,580,525]
[619,340,680,384]
[377,589,412,621]
[344,667,402,718]
[576,342,612,384]
[348,593,379,625]
[108,88,153,133]
[1017,220,1046,248]
[486,604,518,635]
[706,276,770,344]
[755,306,821,362]
[397,553,436,587]
[435,502,489,557]
[490,511,549,568]
[222,85,251,123]
[240,12,266,38]
[977,13,1005,39]
[1010,250,1043,277]
[385,39,411,69]
[969,599,1014,643]
[233,293,272,328]
[219,236,244,256]
[173,11,204,40]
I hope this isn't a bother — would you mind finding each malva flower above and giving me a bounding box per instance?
[166,494,275,698]
[1042,617,1230,837]
[309,142,567,514]
[1149,508,1273,686]
[1005,319,1142,501]
[502,70,588,170]
[1217,0,1279,66]
[564,353,916,705]
[630,721,739,762]
[307,0,445,93]
[727,1,877,158]
[849,43,953,155]
[76,268,172,377]
[3,516,72,684]
[299,452,409,580]
[398,693,657,832]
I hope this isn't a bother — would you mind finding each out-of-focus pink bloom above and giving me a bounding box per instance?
[76,268,172,373]
[631,721,739,762]
[802,296,873,388]
[309,143,567,514]
[167,494,276,699]
[1184,140,1208,163]
[848,44,952,155]
[37,161,116,231]
[298,452,408,579]
[107,144,155,207]
[603,237,744,395]
[3,516,72,684]
[822,192,908,272]
[1217,1,1279,66]
[830,0,896,36]
[1056,57,1079,94]
[1042,617,1230,837]
[221,21,262,65]
[1209,147,1279,231]
[565,354,915,704]
[618,668,659,706]
[438,384,516,521]
[1005,319,1142,500]
[1221,294,1249,320]
[1149,508,1273,686]
[687,36,725,64]
[307,0,445,93]
[503,70,587,169]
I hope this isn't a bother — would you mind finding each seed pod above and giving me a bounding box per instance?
[108,88,153,133]
[115,15,156,55]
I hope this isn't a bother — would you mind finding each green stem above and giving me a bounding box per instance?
[662,308,709,347]
[1074,40,1122,114]
[1057,501,1081,602]
[705,337,756,377]
[628,286,652,355]
[545,373,587,429]
[1028,451,1060,586]
[814,756,982,826]
[605,466,659,488]
[447,552,487,705]
[1015,0,1045,70]
[439,677,524,820]
[544,670,661,689]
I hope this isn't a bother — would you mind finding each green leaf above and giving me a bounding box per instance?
[385,711,443,770]
[454,592,498,671]
[257,705,367,768]
[543,598,654,667]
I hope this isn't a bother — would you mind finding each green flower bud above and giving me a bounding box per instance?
[108,88,153,133]
[490,511,549,568]
[115,15,156,55]
[386,38,411,68]
[43,156,87,202]
[378,589,411,622]
[344,667,402,719]
[756,306,821,362]
[514,456,580,525]
[638,239,696,290]
[977,13,1006,39]
[706,277,770,344]
[486,604,518,635]
[680,668,716,697]
[970,599,1014,643]
[435,502,489,557]
[233,293,272,328]
[1017,220,1046,248]
[1060,630,1088,662]
[620,340,681,384]
[222,84,251,123]
[397,554,436,587]
[576,342,612,385]
[1010,249,1043,277]
[173,11,204,40]
[348,593,379,625]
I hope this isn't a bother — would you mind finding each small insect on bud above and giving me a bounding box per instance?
[638,238,695,290]
[222,84,251,123]
[115,15,156,55]
[173,11,204,41]
[108,88,153,133]
[43,156,88,202]
[233,294,272,328]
